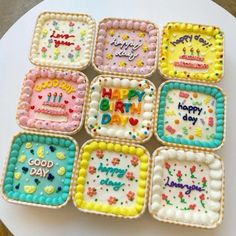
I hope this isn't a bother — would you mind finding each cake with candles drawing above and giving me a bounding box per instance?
[173,47,208,72]
[159,22,224,82]
[34,92,68,122]
[17,68,88,134]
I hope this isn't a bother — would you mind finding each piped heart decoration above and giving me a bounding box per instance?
[69,109,74,113]
[30,105,35,110]
[38,95,42,99]
[64,100,69,104]
[72,95,76,99]
[129,117,138,126]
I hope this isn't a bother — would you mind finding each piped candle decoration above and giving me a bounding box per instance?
[58,93,63,103]
[53,92,57,103]
[47,92,51,102]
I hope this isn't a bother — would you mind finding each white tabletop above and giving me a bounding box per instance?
[0,0,236,235]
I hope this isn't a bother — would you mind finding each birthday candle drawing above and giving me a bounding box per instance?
[53,92,57,102]
[47,92,51,102]
[58,93,62,103]
[190,47,194,55]
[196,48,200,56]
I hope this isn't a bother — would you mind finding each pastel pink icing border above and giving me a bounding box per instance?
[17,68,88,134]
[94,18,158,76]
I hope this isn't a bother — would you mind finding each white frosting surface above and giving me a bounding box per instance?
[30,12,96,69]
[86,76,156,142]
[149,147,224,228]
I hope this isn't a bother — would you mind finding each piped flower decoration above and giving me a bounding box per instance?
[189,204,196,210]
[199,193,205,208]
[190,165,197,179]
[118,61,126,67]
[88,166,96,175]
[107,196,118,205]
[69,21,75,33]
[105,53,113,60]
[178,191,186,203]
[68,53,74,62]
[111,157,120,166]
[126,171,135,181]
[201,176,207,188]
[87,187,96,197]
[108,29,115,36]
[41,28,48,38]
[131,156,139,167]
[136,59,144,67]
[165,162,173,176]
[41,47,47,58]
[96,150,104,159]
[176,170,183,182]
[75,44,81,58]
[162,193,172,205]
[127,191,135,201]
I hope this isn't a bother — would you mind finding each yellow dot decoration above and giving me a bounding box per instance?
[14,172,21,180]
[25,142,32,149]
[24,185,37,194]
[18,155,26,163]
[56,152,65,160]
[57,167,65,176]
[44,185,55,194]
[36,146,44,158]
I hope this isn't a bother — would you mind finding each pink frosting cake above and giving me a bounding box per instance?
[93,18,159,77]
[17,68,88,134]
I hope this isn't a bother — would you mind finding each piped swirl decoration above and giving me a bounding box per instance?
[93,18,159,77]
[86,76,156,142]
[149,147,224,228]
[17,68,88,134]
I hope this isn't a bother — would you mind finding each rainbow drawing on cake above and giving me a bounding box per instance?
[173,48,208,72]
[34,92,68,122]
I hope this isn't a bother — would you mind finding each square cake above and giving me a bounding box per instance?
[159,22,224,83]
[155,81,226,150]
[93,18,158,77]
[149,147,224,228]
[29,11,96,70]
[85,75,156,143]
[2,132,78,208]
[17,68,88,134]
[73,139,150,218]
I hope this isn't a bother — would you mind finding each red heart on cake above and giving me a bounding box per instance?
[64,100,69,104]
[72,95,76,99]
[38,95,42,99]
[129,117,138,126]
[69,109,73,113]
[30,105,35,110]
